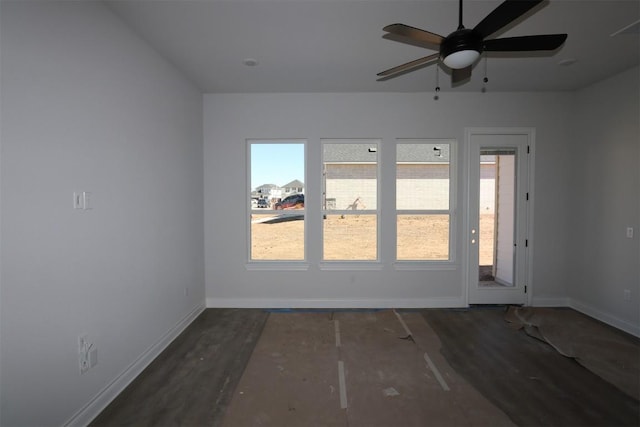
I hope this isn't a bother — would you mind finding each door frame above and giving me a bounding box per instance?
[464,128,535,306]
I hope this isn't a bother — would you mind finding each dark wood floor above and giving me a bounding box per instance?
[421,308,640,427]
[91,309,268,427]
[92,307,640,426]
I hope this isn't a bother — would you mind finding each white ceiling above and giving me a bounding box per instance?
[106,0,640,93]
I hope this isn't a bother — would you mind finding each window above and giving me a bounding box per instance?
[247,138,454,266]
[322,140,379,261]
[396,140,453,261]
[249,141,305,261]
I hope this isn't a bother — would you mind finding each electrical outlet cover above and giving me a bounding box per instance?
[78,334,88,353]
[79,354,89,374]
[78,334,91,374]
[89,348,98,368]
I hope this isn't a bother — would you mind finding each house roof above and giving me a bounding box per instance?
[256,183,278,191]
[323,141,450,163]
[283,179,304,188]
[397,142,451,162]
[323,143,379,163]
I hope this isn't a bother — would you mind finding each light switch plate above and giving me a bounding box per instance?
[73,192,83,209]
[82,192,92,210]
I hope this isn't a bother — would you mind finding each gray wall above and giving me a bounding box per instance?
[0,2,204,425]
[203,75,638,332]
[204,91,575,307]
[569,67,640,331]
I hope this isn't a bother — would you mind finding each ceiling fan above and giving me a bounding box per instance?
[378,0,568,84]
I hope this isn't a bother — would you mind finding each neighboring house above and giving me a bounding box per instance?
[396,143,451,211]
[253,181,303,204]
[254,183,281,201]
[323,143,378,210]
[480,156,497,213]
[323,142,453,211]
[282,179,304,197]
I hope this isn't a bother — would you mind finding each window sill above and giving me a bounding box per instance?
[245,262,310,271]
[393,261,458,271]
[318,262,384,271]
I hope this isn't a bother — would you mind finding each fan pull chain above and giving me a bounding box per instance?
[434,66,441,100]
[482,56,489,92]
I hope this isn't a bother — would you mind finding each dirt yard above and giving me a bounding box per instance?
[251,214,494,263]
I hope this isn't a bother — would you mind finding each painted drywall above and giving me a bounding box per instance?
[569,66,640,333]
[0,2,204,425]
[204,91,575,307]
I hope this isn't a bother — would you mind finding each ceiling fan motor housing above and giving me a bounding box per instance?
[439,28,483,68]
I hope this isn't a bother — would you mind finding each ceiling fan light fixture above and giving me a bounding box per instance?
[443,49,480,69]
[439,28,483,69]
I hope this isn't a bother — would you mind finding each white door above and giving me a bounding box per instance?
[467,129,532,305]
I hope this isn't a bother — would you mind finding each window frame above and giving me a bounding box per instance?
[394,139,458,269]
[319,138,382,268]
[244,138,457,271]
[246,139,309,270]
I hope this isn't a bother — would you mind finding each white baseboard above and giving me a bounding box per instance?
[531,296,571,307]
[569,298,640,338]
[531,295,639,338]
[63,302,206,427]
[206,297,466,309]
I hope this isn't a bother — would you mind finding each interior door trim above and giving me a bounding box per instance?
[464,127,535,306]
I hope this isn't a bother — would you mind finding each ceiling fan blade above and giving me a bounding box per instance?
[452,65,472,84]
[383,23,444,46]
[382,33,439,50]
[377,53,440,80]
[484,34,567,51]
[473,0,543,39]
